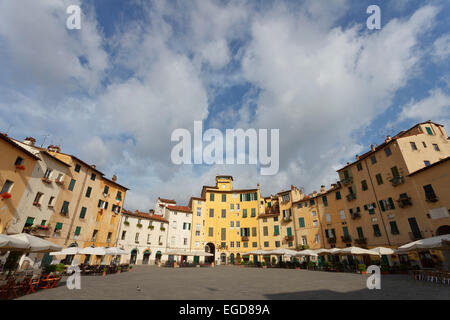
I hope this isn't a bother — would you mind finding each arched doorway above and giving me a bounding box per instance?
[155,251,162,264]
[143,250,151,264]
[63,242,78,265]
[230,253,235,264]
[236,253,241,263]
[220,253,227,264]
[130,249,138,264]
[205,243,215,264]
[436,225,450,236]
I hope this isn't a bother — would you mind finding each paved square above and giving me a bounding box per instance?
[18,265,450,300]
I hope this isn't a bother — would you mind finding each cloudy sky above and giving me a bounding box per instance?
[1,0,449,210]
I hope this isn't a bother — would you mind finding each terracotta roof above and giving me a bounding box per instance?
[0,133,41,161]
[408,156,450,177]
[122,209,168,223]
[158,197,176,204]
[167,205,192,213]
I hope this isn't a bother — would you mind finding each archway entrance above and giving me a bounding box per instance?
[230,253,235,264]
[155,251,162,264]
[143,250,151,264]
[236,253,241,264]
[205,243,215,264]
[436,225,450,236]
[130,249,138,264]
[220,253,227,264]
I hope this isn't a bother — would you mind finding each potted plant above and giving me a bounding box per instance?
[358,264,367,274]
[271,257,277,265]
[102,267,107,276]
[308,261,316,270]
[129,265,133,272]
[262,261,267,268]
[41,177,52,184]
[117,267,121,274]
[160,227,166,231]
[137,223,143,228]
[1,192,11,200]
[148,225,154,230]
[240,260,246,267]
[15,164,26,170]
[124,221,130,226]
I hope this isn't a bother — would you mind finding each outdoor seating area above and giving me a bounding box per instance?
[79,263,131,275]
[412,270,450,285]
[0,270,62,300]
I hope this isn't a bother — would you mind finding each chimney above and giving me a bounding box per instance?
[320,185,326,193]
[24,137,36,146]
[385,136,392,143]
[91,165,96,169]
[112,174,117,182]
[331,183,337,188]
[370,144,375,151]
[355,154,359,160]
[47,145,61,153]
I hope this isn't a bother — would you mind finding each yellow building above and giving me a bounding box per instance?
[0,133,40,234]
[258,196,283,252]
[190,176,262,265]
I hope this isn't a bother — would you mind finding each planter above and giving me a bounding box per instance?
[15,164,26,170]
[102,271,106,276]
[1,193,11,200]
[42,178,52,184]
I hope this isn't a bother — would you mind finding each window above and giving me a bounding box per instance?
[107,232,112,243]
[241,228,250,237]
[370,155,377,164]
[263,226,268,236]
[422,141,427,148]
[172,221,177,229]
[68,179,76,191]
[375,174,383,185]
[85,187,92,198]
[315,234,320,244]
[390,221,400,235]
[373,224,381,237]
[33,192,43,205]
[221,209,226,218]
[230,204,234,211]
[230,241,234,248]
[274,225,280,236]
[275,241,281,247]
[356,163,363,171]
[342,227,349,237]
[74,164,81,172]
[313,220,318,227]
[424,160,431,167]
[147,234,151,244]
[361,180,368,191]
[92,230,98,242]
[208,227,214,237]
[184,238,188,245]
[55,222,63,232]
[252,242,257,248]
[281,194,290,202]
[1,180,14,194]
[24,217,35,228]
[209,193,214,201]
[91,173,96,181]
[322,196,328,207]
[197,207,201,216]
[264,241,269,247]
[61,201,70,215]
[236,221,240,229]
[339,210,346,220]
[79,207,87,219]
[230,221,234,229]
[335,191,341,200]
[135,232,139,243]
[423,184,436,201]
[44,168,52,179]
[311,211,317,217]
[221,194,226,202]
[309,199,315,206]
[103,185,109,195]
[384,147,392,157]
[425,127,433,135]
[252,227,257,237]
[209,209,214,217]
[297,203,302,209]
[236,241,240,248]
[301,236,307,246]
[391,166,400,177]
[116,191,122,202]
[299,217,305,228]
[287,227,292,237]
[325,213,331,223]
[410,142,417,150]
[121,231,126,240]
[433,144,440,151]
[14,156,24,166]
[183,223,191,230]
[242,209,247,218]
[251,208,256,217]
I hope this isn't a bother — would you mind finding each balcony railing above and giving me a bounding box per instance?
[341,235,352,243]
[264,207,280,215]
[397,197,412,208]
[354,238,367,246]
[389,176,404,186]
[350,212,361,219]
[409,231,423,241]
[327,237,336,244]
[425,195,438,203]
[284,235,294,242]
[282,216,292,223]
[340,177,353,185]
[241,236,249,242]
[346,193,357,201]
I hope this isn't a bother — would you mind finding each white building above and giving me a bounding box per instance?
[164,205,193,263]
[117,209,168,265]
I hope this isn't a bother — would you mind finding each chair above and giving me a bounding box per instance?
[26,276,40,295]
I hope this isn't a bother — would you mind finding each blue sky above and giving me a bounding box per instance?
[0,0,449,210]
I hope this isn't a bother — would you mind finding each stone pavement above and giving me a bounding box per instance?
[18,265,450,300]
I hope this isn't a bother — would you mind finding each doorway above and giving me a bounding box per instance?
[155,251,162,264]
[205,243,215,264]
[230,253,235,264]
[130,249,138,264]
[143,250,150,264]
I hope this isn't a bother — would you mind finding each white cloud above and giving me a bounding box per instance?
[433,34,450,61]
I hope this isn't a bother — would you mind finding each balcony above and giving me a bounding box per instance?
[389,176,405,187]
[340,177,353,185]
[55,180,64,186]
[397,197,412,208]
[282,216,292,223]
[284,235,294,242]
[346,193,357,201]
[241,236,249,242]
[41,177,52,184]
[350,212,361,219]
[327,237,337,244]
[354,238,367,246]
[341,235,352,243]
[1,192,11,200]
[264,207,280,216]
[15,164,26,171]
[409,232,423,241]
[425,195,438,203]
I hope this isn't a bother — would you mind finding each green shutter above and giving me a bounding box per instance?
[74,226,81,236]
[274,225,279,235]
[80,207,87,219]
[343,227,349,237]
[426,127,433,135]
[299,218,305,228]
[287,227,292,237]
[26,217,35,225]
[55,222,63,230]
[357,227,364,239]
[251,208,256,217]
[243,209,247,218]
[240,194,242,201]
[68,179,76,191]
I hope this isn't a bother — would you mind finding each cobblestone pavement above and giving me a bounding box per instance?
[18,265,450,300]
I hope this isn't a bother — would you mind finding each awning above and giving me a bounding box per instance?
[165,250,213,256]
[336,247,379,256]
[8,233,62,253]
[397,234,450,252]
[79,246,108,255]
[0,234,29,250]
[369,247,395,256]
[50,247,81,256]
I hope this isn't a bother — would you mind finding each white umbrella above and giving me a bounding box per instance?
[295,250,318,257]
[79,246,107,255]
[8,233,62,252]
[242,250,270,256]
[337,246,379,256]
[312,249,331,255]
[266,248,299,256]
[105,247,128,255]
[50,247,81,256]
[0,234,29,250]
[370,247,395,256]
[397,234,450,252]
[165,250,213,256]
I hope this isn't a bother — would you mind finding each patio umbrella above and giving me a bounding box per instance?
[242,250,269,256]
[337,246,379,256]
[165,250,213,256]
[266,248,299,256]
[79,246,107,255]
[295,250,318,257]
[397,234,450,252]
[0,234,29,250]
[8,233,62,252]
[50,247,81,256]
[105,247,128,255]
[312,249,331,255]
[370,247,395,256]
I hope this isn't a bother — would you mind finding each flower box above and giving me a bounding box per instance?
[33,202,41,207]
[137,223,143,228]
[42,178,52,184]
[1,193,11,199]
[15,164,26,171]
[55,180,64,186]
